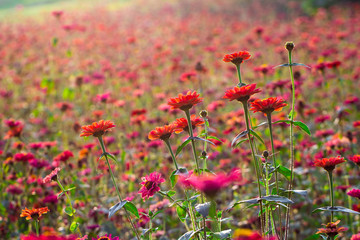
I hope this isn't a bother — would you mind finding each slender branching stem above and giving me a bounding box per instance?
[242,102,264,234]
[97,137,141,240]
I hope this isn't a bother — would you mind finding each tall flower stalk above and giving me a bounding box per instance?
[98,137,141,240]
[80,120,140,240]
[284,41,296,238]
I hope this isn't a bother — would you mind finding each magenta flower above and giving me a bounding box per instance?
[43,168,61,183]
[138,172,165,200]
[347,189,360,199]
[181,169,243,198]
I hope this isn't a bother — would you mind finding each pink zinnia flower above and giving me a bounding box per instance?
[138,172,165,200]
[347,189,360,199]
[43,168,61,183]
[181,169,243,198]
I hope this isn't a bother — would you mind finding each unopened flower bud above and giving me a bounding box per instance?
[285,42,295,52]
[200,110,208,118]
[262,150,269,158]
[201,151,207,158]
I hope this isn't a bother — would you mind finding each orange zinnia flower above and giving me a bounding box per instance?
[314,156,345,172]
[167,91,203,111]
[223,83,261,103]
[80,120,115,138]
[316,220,348,238]
[250,97,287,115]
[148,124,177,141]
[173,115,205,134]
[223,51,251,65]
[20,207,50,220]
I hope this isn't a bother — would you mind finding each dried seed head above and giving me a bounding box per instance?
[285,42,295,52]
[200,110,208,118]
[262,150,269,158]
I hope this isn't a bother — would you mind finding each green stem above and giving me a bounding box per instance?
[236,64,242,85]
[203,217,207,240]
[185,190,200,237]
[265,161,270,236]
[35,220,39,236]
[285,49,296,240]
[184,110,201,175]
[164,139,179,170]
[202,118,209,170]
[97,137,141,240]
[56,179,73,209]
[328,171,334,222]
[149,219,153,240]
[242,102,264,234]
[267,114,282,238]
[346,176,354,234]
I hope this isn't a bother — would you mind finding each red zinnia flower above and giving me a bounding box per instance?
[148,124,177,141]
[347,189,360,199]
[233,228,275,240]
[167,91,203,111]
[43,168,61,183]
[316,220,348,238]
[349,155,360,166]
[80,120,115,138]
[314,156,345,172]
[20,207,50,220]
[250,97,288,115]
[138,172,165,200]
[223,83,261,103]
[173,115,205,134]
[223,51,251,65]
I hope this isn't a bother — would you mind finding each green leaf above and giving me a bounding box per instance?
[231,130,249,148]
[124,202,140,218]
[167,190,176,197]
[190,136,215,145]
[235,139,249,148]
[57,191,65,199]
[262,195,294,204]
[64,206,75,216]
[253,121,268,129]
[52,37,58,47]
[211,229,232,239]
[304,234,321,240]
[176,138,192,156]
[277,165,292,181]
[178,228,203,240]
[291,63,311,68]
[249,129,264,145]
[170,170,178,188]
[284,189,308,197]
[293,121,311,135]
[62,88,75,100]
[312,206,360,215]
[274,63,290,68]
[174,167,189,176]
[70,221,79,232]
[226,198,260,211]
[177,205,187,222]
[207,136,222,142]
[106,152,119,163]
[108,200,128,218]
[273,63,311,68]
[195,202,211,218]
[151,209,164,219]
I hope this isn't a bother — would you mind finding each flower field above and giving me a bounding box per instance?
[1,0,360,239]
